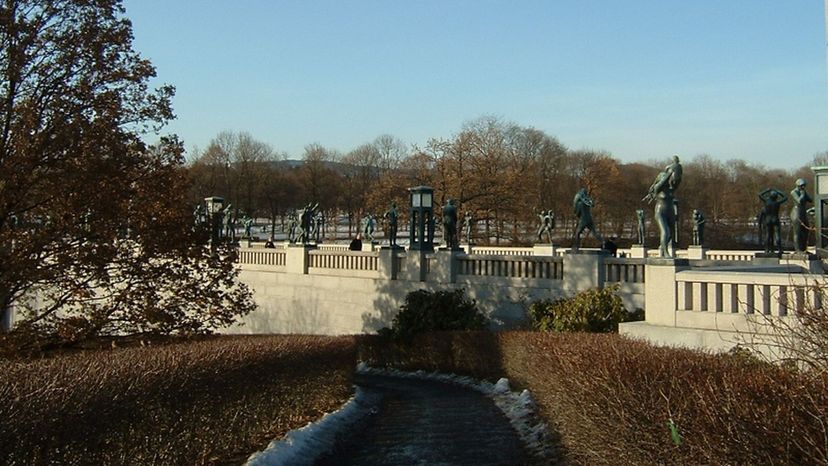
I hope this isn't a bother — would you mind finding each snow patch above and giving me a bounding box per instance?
[355,364,555,458]
[244,386,380,466]
[245,363,555,464]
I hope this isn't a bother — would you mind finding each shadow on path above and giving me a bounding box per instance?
[315,373,546,466]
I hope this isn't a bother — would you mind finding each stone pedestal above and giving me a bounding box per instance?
[429,250,460,284]
[629,244,648,258]
[562,250,607,295]
[399,250,426,282]
[461,243,474,254]
[644,258,689,326]
[286,244,315,275]
[378,247,399,280]
[686,245,707,260]
[361,241,379,252]
[533,244,558,256]
[753,252,781,265]
[781,252,823,273]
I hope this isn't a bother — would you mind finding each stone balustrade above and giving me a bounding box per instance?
[236,249,286,270]
[457,254,563,280]
[620,258,826,358]
[604,257,645,284]
[230,242,824,357]
[704,250,757,261]
[316,244,350,252]
[465,246,534,256]
[308,250,380,279]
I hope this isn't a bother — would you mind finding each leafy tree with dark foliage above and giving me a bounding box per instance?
[0,0,254,349]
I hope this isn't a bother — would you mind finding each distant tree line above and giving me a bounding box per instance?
[187,119,825,250]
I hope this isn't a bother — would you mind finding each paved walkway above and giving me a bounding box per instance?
[314,373,544,466]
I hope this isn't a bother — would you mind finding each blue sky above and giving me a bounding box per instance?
[123,1,827,169]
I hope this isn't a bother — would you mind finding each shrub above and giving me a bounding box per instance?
[387,289,489,339]
[0,335,356,465]
[528,285,639,332]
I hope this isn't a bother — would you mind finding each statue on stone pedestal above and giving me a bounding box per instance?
[691,209,706,246]
[643,155,682,257]
[287,211,299,243]
[463,211,475,245]
[193,204,207,227]
[222,204,235,241]
[242,215,253,238]
[303,203,320,244]
[314,210,325,243]
[790,178,813,252]
[362,213,376,243]
[383,202,399,246]
[537,210,555,244]
[572,188,603,251]
[635,209,645,245]
[759,187,787,255]
[442,199,459,249]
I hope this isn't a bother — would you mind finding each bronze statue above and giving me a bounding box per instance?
[790,178,812,252]
[442,199,459,249]
[759,188,787,255]
[362,213,376,243]
[691,209,705,246]
[572,188,603,251]
[222,203,235,241]
[287,211,299,243]
[537,210,555,244]
[635,209,645,245]
[314,210,324,243]
[643,155,682,257]
[242,215,253,238]
[383,202,399,246]
[463,211,474,244]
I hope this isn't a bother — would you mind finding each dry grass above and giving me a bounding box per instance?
[360,331,828,466]
[0,335,357,465]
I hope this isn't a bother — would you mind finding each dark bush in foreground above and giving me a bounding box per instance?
[529,285,641,332]
[1,335,356,465]
[359,331,828,465]
[385,288,489,339]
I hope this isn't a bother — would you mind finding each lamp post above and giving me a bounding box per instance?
[205,196,225,254]
[812,167,828,255]
[408,186,434,251]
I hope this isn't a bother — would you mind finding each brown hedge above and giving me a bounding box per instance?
[360,331,828,466]
[0,335,357,465]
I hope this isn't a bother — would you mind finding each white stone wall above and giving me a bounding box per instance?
[225,248,639,336]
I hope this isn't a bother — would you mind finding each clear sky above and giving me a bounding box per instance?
[122,0,828,169]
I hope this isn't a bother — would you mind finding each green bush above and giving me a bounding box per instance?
[528,285,640,333]
[387,289,489,339]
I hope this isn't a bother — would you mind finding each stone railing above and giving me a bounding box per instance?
[704,250,757,262]
[457,254,563,280]
[605,257,645,284]
[237,249,286,267]
[467,246,534,256]
[308,250,379,278]
[674,269,823,319]
[316,243,350,252]
[620,258,826,357]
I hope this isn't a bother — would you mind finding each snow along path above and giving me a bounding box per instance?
[245,364,557,465]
